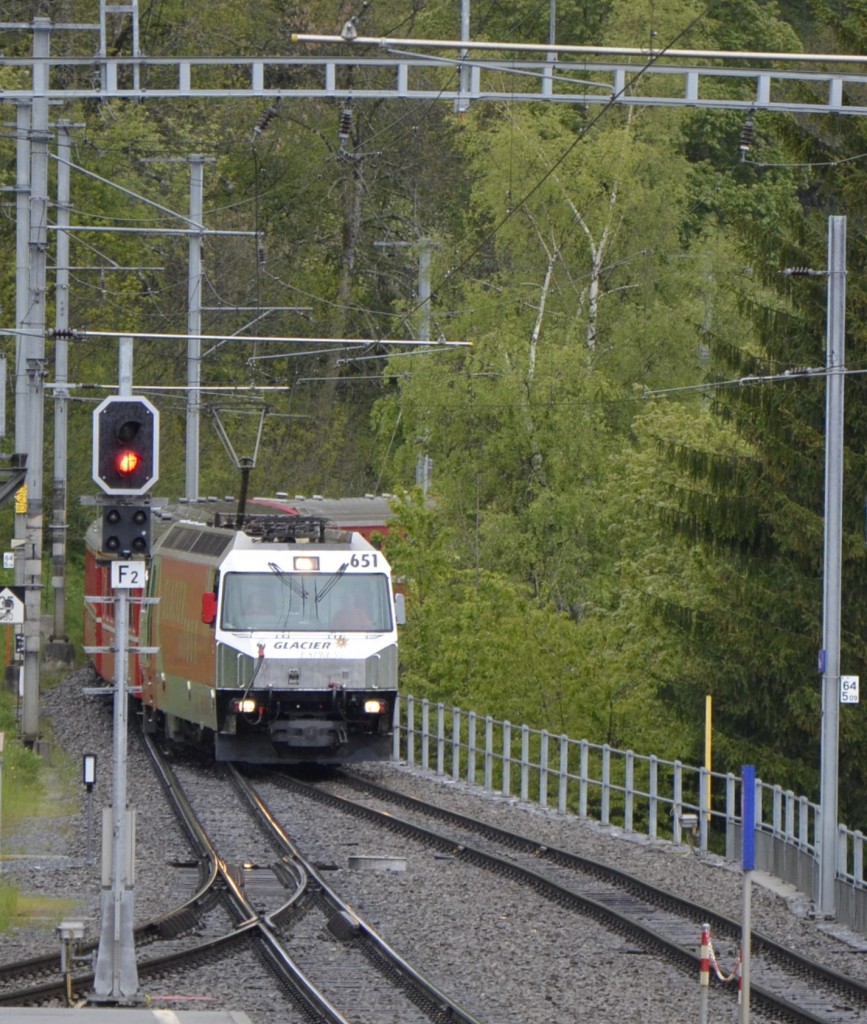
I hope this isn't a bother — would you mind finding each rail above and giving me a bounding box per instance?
[393,696,867,934]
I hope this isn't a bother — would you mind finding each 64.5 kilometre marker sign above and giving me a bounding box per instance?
[841,675,860,704]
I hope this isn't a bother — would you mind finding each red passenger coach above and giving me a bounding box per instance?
[252,494,395,543]
[83,528,145,696]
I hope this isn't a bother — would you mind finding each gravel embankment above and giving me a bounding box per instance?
[3,670,866,1024]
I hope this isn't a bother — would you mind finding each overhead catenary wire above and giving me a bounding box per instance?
[375,3,723,319]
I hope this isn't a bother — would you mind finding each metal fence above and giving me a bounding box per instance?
[392,696,867,933]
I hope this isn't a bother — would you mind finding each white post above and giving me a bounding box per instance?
[186,155,205,500]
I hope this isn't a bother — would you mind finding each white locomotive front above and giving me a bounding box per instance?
[139,511,402,764]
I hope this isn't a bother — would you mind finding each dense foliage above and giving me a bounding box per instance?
[4,1,867,824]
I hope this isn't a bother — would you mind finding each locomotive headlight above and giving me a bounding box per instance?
[364,699,388,715]
[293,556,319,571]
[231,698,257,714]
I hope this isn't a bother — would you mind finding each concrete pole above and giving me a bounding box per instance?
[51,121,72,646]
[14,100,31,712]
[185,155,204,500]
[14,101,31,465]
[20,18,51,743]
[415,239,433,492]
[818,215,846,917]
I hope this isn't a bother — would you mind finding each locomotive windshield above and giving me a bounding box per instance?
[220,571,393,632]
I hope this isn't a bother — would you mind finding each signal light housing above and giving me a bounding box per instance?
[93,396,159,496]
[102,503,151,557]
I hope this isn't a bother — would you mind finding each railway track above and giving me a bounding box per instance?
[242,767,867,1024]
[0,735,488,1024]
[2,700,863,1024]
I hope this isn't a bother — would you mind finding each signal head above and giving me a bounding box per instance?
[92,396,159,496]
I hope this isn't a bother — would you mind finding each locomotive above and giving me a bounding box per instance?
[84,496,402,763]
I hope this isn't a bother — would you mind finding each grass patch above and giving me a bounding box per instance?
[0,883,79,933]
[1,676,82,934]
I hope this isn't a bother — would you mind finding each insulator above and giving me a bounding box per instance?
[257,241,266,266]
[252,106,278,138]
[781,266,823,278]
[739,117,755,152]
[338,108,353,141]
[50,327,78,339]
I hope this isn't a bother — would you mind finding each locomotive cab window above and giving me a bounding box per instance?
[221,571,393,632]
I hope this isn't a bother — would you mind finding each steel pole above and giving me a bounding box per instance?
[92,586,139,1002]
[818,216,846,917]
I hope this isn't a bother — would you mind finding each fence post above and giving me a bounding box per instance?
[854,830,864,887]
[601,745,611,825]
[649,755,658,838]
[579,740,589,818]
[837,823,849,880]
[392,694,402,761]
[421,699,430,771]
[406,695,416,766]
[484,715,494,792]
[503,721,512,797]
[559,735,569,814]
[785,790,795,844]
[451,707,461,780]
[726,772,737,860]
[624,750,634,832]
[521,725,530,802]
[467,711,477,786]
[436,703,445,777]
[798,794,809,852]
[773,784,783,839]
[539,731,549,809]
[673,761,683,842]
[699,766,709,852]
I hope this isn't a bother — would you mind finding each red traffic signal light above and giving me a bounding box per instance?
[116,450,141,476]
[92,396,159,495]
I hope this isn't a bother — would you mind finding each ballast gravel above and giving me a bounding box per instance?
[2,669,866,1024]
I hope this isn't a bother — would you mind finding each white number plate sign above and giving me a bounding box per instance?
[110,561,146,590]
[841,675,860,704]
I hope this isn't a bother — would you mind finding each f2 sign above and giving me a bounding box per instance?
[110,561,146,590]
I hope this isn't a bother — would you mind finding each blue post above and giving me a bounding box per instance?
[742,764,756,870]
[740,764,756,1024]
